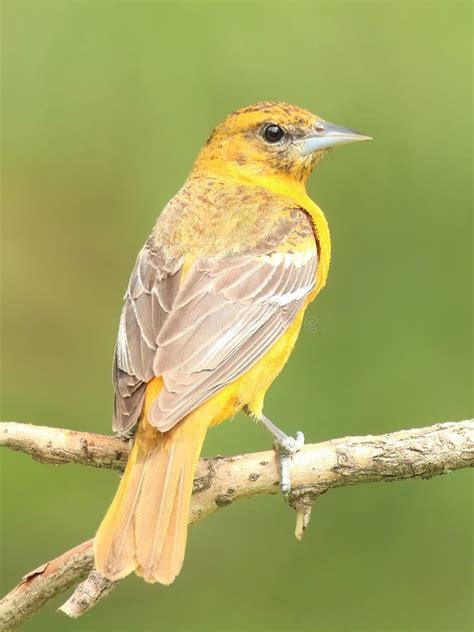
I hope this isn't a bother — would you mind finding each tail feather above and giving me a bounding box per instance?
[94,413,207,584]
[144,453,195,584]
[134,441,182,578]
[94,446,149,580]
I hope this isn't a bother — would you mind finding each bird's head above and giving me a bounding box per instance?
[193,102,370,188]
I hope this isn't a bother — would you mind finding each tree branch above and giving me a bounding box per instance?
[0,419,472,629]
[0,422,128,471]
[0,540,94,631]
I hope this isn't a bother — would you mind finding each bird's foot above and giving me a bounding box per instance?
[274,430,305,498]
[248,411,304,498]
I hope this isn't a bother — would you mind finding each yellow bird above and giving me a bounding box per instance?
[94,102,370,585]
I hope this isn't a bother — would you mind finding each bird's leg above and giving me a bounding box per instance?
[256,413,304,497]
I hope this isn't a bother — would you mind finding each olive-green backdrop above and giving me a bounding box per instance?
[1,1,472,631]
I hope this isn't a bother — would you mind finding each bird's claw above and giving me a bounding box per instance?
[274,431,305,498]
[276,430,305,455]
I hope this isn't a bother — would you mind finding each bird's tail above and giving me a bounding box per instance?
[94,392,208,584]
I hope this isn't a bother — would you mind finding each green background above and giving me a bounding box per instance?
[1,1,472,631]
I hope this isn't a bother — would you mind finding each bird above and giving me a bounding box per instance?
[94,102,370,585]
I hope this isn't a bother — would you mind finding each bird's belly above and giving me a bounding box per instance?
[208,306,307,426]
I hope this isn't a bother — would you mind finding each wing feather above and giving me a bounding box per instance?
[112,239,183,434]
[112,210,317,436]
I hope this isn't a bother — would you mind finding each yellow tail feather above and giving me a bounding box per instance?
[94,412,208,584]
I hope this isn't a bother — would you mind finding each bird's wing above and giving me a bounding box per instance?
[113,210,317,435]
[112,238,183,434]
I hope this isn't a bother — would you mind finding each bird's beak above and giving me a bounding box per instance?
[301,121,372,156]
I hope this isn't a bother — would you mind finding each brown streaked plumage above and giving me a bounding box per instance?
[94,102,370,585]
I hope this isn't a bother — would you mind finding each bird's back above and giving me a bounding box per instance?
[153,174,310,261]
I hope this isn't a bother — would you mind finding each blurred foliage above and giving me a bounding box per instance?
[1,1,472,631]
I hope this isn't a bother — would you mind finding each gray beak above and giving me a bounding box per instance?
[301,120,372,156]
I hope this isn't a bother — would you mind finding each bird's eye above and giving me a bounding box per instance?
[262,123,285,143]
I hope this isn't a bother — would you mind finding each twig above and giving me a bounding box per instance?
[0,540,93,631]
[58,571,116,619]
[0,422,128,471]
[0,419,472,629]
